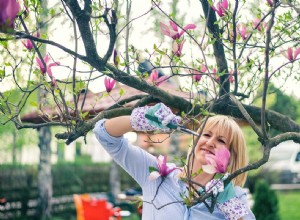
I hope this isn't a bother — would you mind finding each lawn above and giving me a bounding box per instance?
[122,214,140,220]
[277,190,300,220]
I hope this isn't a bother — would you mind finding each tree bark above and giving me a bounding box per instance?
[36,1,52,219]
[37,127,52,220]
[109,161,121,201]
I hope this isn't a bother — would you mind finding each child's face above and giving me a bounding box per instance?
[194,126,230,166]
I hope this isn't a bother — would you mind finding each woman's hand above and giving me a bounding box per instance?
[130,103,181,132]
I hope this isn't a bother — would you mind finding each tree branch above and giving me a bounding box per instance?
[199,0,229,96]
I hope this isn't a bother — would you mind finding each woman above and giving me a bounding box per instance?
[93,103,255,220]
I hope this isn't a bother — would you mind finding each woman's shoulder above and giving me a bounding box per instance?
[233,185,248,198]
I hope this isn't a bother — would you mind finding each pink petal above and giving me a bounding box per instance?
[201,64,207,73]
[150,70,158,82]
[148,171,161,180]
[266,0,273,7]
[44,54,50,64]
[286,48,293,61]
[173,40,185,57]
[205,155,217,167]
[22,40,33,50]
[169,21,178,32]
[6,0,20,18]
[157,155,166,170]
[173,42,179,54]
[253,18,262,31]
[110,79,116,89]
[216,3,224,17]
[193,70,202,82]
[179,24,196,37]
[159,22,171,37]
[222,0,229,10]
[202,164,217,174]
[36,32,41,38]
[47,62,60,77]
[36,57,46,73]
[178,40,185,54]
[156,75,168,86]
[294,48,300,60]
[229,75,234,83]
[48,62,60,68]
[104,77,109,89]
[5,0,20,27]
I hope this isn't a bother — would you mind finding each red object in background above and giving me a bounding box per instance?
[137,205,143,217]
[81,199,121,220]
[0,198,6,204]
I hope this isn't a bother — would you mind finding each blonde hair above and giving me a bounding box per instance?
[192,115,248,187]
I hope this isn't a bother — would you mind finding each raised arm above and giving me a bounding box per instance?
[105,103,181,137]
[104,116,132,137]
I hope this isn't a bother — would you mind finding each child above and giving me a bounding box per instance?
[93,103,255,220]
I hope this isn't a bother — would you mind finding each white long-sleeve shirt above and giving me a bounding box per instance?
[93,119,256,220]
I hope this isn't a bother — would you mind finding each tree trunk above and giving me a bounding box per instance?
[109,161,121,201]
[37,127,52,220]
[36,0,52,219]
[12,129,17,164]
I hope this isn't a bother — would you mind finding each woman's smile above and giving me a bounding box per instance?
[200,148,215,155]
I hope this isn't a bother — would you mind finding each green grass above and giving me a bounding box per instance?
[277,191,300,220]
[122,213,140,220]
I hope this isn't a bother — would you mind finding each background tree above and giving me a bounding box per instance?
[253,179,280,220]
[1,0,300,216]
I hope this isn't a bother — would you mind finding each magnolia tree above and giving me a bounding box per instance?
[1,0,300,214]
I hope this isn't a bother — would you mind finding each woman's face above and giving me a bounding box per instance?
[194,126,230,166]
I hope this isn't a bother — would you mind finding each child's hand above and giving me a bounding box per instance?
[130,103,181,132]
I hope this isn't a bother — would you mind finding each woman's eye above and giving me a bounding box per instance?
[203,133,210,137]
[219,139,225,144]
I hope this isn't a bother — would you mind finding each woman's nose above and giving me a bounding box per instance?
[206,138,215,148]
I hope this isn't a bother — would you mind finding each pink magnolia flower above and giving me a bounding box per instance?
[212,68,220,82]
[193,70,202,82]
[252,18,267,32]
[149,155,180,180]
[113,49,119,66]
[173,40,186,57]
[211,0,229,17]
[193,64,207,82]
[202,146,230,174]
[266,0,273,7]
[150,70,168,86]
[283,47,300,62]
[22,39,33,50]
[160,21,196,40]
[22,32,40,51]
[229,75,234,83]
[104,77,116,93]
[0,0,20,29]
[36,54,60,87]
[228,70,236,83]
[237,24,248,40]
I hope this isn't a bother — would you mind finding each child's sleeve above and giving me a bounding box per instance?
[93,119,157,187]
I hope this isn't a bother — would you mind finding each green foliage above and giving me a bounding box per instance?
[253,179,280,220]
[253,83,300,135]
[277,191,300,220]
[242,126,262,163]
